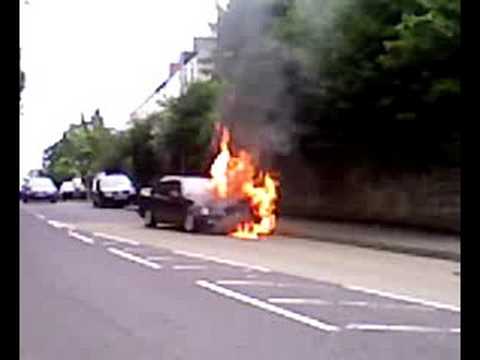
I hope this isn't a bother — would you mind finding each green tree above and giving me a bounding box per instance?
[153,80,223,173]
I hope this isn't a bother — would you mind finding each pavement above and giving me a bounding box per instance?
[20,201,460,359]
[277,217,460,261]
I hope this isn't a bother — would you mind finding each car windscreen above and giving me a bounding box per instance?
[100,175,132,188]
[30,178,57,191]
[60,182,74,191]
[181,178,215,203]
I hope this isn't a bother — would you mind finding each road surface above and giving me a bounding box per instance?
[20,202,460,359]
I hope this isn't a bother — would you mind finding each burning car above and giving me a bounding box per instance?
[139,124,279,239]
[138,175,254,234]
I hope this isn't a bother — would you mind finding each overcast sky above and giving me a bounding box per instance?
[20,0,227,181]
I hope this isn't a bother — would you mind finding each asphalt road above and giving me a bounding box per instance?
[20,201,460,359]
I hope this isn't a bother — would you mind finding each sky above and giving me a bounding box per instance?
[20,0,228,182]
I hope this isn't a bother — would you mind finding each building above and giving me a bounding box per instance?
[132,6,221,119]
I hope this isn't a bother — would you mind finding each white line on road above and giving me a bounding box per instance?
[345,323,460,334]
[267,299,435,311]
[196,280,340,333]
[47,220,76,230]
[344,285,460,313]
[107,247,162,270]
[174,251,271,272]
[146,256,173,261]
[172,265,208,270]
[94,232,140,246]
[215,280,319,288]
[68,230,94,245]
[268,298,331,305]
[35,214,46,220]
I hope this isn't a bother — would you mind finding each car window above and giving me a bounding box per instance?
[156,180,182,196]
[182,178,214,202]
[30,177,57,191]
[100,175,132,188]
[60,182,74,191]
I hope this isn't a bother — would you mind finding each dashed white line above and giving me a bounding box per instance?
[107,247,162,270]
[196,280,340,333]
[35,214,46,220]
[68,230,94,245]
[338,301,369,307]
[93,232,140,246]
[215,280,319,288]
[267,298,435,311]
[173,251,270,272]
[146,256,173,261]
[47,220,76,230]
[268,298,331,305]
[343,285,460,313]
[173,265,208,270]
[345,323,460,334]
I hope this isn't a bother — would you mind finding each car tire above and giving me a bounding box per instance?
[23,197,29,204]
[50,198,57,203]
[183,213,196,233]
[144,210,156,228]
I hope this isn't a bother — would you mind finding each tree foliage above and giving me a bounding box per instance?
[43,81,223,186]
[218,0,460,168]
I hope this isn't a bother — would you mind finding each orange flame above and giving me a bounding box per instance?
[209,125,278,239]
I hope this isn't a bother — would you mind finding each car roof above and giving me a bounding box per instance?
[30,176,54,182]
[160,175,209,181]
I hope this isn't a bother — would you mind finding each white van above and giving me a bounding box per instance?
[91,173,136,208]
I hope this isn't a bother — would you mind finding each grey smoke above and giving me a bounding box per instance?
[215,0,298,161]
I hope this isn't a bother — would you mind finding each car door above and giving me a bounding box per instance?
[152,180,182,223]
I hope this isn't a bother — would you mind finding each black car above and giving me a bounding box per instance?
[138,175,253,234]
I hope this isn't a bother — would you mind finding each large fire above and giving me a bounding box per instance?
[209,124,278,239]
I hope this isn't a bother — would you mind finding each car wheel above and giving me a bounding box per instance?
[50,198,57,203]
[183,213,196,232]
[22,197,29,203]
[144,210,156,228]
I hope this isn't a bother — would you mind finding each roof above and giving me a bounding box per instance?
[160,175,210,183]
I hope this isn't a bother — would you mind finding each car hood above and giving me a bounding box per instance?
[101,186,134,192]
[194,197,248,210]
[31,187,57,193]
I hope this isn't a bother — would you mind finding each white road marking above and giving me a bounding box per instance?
[344,285,460,313]
[172,265,208,270]
[345,323,460,334]
[93,232,140,246]
[339,301,369,306]
[267,298,434,311]
[146,256,173,261]
[173,251,270,272]
[196,280,340,333]
[215,280,319,288]
[268,298,331,305]
[68,230,94,245]
[107,247,162,270]
[35,214,46,220]
[47,220,76,230]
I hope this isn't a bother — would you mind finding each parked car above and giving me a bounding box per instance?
[60,179,87,200]
[138,175,253,234]
[91,172,136,208]
[21,177,59,203]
